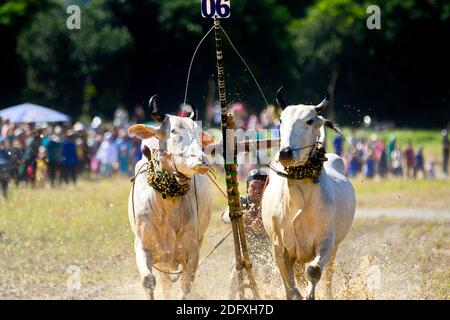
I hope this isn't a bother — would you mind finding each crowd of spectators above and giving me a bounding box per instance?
[335,131,440,179]
[211,102,449,181]
[0,107,144,199]
[0,102,448,200]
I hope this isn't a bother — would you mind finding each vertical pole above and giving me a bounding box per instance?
[214,18,228,161]
[213,17,259,299]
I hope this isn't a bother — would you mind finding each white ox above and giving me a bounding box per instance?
[127,95,212,299]
[262,88,356,300]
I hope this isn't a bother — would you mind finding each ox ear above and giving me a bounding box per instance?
[323,118,344,137]
[128,124,160,140]
[313,115,324,129]
[201,132,215,149]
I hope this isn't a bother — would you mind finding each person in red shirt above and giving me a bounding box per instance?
[404,143,415,178]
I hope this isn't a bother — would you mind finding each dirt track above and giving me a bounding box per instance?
[94,209,449,300]
[1,178,448,300]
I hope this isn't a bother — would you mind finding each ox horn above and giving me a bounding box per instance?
[315,92,330,113]
[148,94,166,123]
[187,100,198,121]
[276,86,288,110]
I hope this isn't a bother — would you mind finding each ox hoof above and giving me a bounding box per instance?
[286,289,302,300]
[306,265,322,283]
[142,274,156,289]
[305,293,315,300]
[142,274,156,300]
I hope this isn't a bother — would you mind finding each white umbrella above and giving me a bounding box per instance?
[0,103,71,123]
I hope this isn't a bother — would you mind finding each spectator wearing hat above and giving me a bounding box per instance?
[96,132,118,177]
[35,146,48,187]
[221,169,268,235]
[220,169,272,297]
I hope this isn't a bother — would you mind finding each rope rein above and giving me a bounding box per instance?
[207,172,228,199]
[219,26,270,108]
[183,25,269,112]
[183,26,215,107]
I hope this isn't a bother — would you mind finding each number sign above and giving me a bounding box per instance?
[201,0,231,18]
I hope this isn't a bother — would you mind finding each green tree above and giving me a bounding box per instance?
[0,0,57,27]
[159,0,296,110]
[17,8,80,111]
[289,0,366,119]
[69,0,132,118]
[0,0,58,107]
[17,0,133,117]
[288,0,449,127]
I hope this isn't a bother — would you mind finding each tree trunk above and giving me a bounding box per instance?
[327,66,339,121]
[81,76,95,120]
[205,77,216,127]
[323,66,339,151]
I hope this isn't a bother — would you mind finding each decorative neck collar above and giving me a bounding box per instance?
[284,145,327,181]
[146,149,191,199]
[266,143,327,182]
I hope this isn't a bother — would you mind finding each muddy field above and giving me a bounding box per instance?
[0,177,448,300]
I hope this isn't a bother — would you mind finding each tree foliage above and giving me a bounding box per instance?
[17,0,133,116]
[2,0,449,126]
[288,0,449,126]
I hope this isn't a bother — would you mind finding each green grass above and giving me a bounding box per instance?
[214,168,449,209]
[352,178,450,209]
[0,177,134,298]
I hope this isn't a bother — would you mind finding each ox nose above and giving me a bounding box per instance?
[279,147,293,161]
[191,158,210,175]
[192,163,210,174]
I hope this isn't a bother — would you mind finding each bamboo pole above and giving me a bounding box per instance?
[213,17,259,299]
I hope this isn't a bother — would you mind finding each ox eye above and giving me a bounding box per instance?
[306,119,314,125]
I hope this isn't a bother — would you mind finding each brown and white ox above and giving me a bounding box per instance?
[128,95,212,299]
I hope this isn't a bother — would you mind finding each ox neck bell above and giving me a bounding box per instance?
[146,149,191,199]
